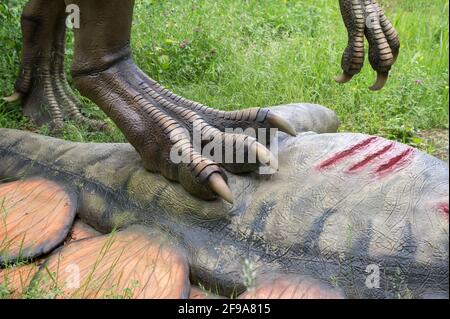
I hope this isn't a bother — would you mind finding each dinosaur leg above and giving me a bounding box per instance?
[66,0,296,203]
[6,0,108,132]
[335,0,400,90]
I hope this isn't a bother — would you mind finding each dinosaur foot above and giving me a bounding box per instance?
[6,62,110,134]
[336,0,400,90]
[72,58,296,203]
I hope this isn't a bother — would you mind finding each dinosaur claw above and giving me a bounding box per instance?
[334,73,353,84]
[267,112,297,136]
[3,92,22,103]
[265,151,279,171]
[369,72,389,91]
[251,142,278,171]
[208,173,234,204]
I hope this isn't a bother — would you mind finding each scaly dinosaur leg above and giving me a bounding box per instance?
[5,0,108,132]
[335,0,400,90]
[66,0,296,203]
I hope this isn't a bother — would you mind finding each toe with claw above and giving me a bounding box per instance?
[336,0,400,90]
[9,1,110,133]
[11,0,298,205]
[74,58,294,204]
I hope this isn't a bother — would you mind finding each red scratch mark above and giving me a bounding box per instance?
[374,148,415,176]
[347,143,395,172]
[438,203,449,218]
[317,137,378,171]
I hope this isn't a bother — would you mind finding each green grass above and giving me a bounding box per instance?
[0,0,449,149]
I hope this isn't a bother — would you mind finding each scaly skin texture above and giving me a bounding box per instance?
[10,0,108,132]
[336,0,400,90]
[6,0,399,202]
[0,104,447,299]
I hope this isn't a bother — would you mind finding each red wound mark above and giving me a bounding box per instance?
[347,143,395,172]
[317,137,378,171]
[374,148,415,176]
[437,203,449,218]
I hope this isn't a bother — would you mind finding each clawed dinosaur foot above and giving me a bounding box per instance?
[336,0,400,90]
[73,59,296,203]
[8,0,296,204]
[4,1,110,134]
[4,61,110,134]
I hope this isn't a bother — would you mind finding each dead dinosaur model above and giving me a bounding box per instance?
[1,1,446,300]
[0,104,448,299]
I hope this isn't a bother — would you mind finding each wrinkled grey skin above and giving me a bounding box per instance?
[0,104,448,299]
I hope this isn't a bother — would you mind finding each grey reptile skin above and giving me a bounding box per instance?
[0,104,447,299]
